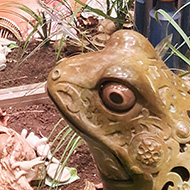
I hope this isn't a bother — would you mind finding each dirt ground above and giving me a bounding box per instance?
[0,41,57,88]
[0,41,101,190]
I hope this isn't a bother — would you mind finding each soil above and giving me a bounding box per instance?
[0,41,101,190]
[0,41,58,88]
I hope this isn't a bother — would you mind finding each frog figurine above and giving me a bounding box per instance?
[47,30,190,190]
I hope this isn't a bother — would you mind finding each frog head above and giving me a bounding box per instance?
[47,30,190,190]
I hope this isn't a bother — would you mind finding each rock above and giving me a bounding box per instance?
[47,163,71,182]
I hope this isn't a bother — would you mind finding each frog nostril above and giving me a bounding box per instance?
[52,69,61,81]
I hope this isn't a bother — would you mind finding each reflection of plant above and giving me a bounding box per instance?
[75,0,134,29]
[155,2,190,74]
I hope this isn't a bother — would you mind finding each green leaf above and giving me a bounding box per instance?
[74,0,127,25]
[155,34,173,58]
[56,34,66,60]
[45,167,80,187]
[179,71,190,78]
[167,43,190,66]
[155,9,190,49]
[75,0,110,18]
[69,7,81,24]
[8,43,19,49]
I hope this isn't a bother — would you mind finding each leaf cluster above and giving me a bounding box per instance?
[155,2,190,75]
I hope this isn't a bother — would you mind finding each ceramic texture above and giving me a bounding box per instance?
[48,30,190,190]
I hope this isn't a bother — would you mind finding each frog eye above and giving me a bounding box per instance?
[100,82,136,112]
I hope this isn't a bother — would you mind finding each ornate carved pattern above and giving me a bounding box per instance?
[136,138,162,167]
[128,132,167,174]
[47,30,190,190]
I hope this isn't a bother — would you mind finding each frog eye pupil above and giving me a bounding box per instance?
[110,92,123,104]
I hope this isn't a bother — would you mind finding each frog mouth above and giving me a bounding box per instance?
[59,108,133,184]
[47,80,135,183]
[48,90,134,185]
